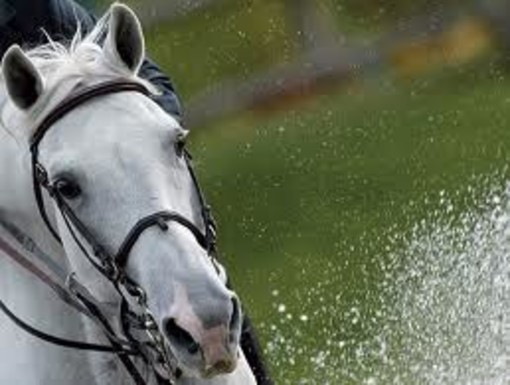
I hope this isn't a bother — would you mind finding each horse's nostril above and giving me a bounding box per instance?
[188,342,200,355]
[215,359,231,372]
[164,318,200,355]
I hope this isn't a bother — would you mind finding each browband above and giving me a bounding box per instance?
[30,80,151,153]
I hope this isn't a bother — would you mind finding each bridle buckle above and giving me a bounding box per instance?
[34,163,49,188]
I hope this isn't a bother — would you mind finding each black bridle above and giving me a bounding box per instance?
[3,79,220,385]
[30,80,218,268]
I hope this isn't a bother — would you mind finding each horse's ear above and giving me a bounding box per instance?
[2,45,44,110]
[104,4,145,74]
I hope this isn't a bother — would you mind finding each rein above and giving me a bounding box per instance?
[0,79,220,385]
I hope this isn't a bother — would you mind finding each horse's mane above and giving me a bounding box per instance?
[0,10,154,138]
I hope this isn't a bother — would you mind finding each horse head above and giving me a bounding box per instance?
[1,4,242,379]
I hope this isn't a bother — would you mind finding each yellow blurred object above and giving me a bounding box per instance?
[389,17,494,77]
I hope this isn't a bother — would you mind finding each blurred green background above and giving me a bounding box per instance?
[89,1,510,383]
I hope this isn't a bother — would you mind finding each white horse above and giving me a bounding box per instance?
[0,3,256,385]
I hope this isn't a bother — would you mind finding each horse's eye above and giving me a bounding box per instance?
[175,139,186,157]
[55,178,81,200]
